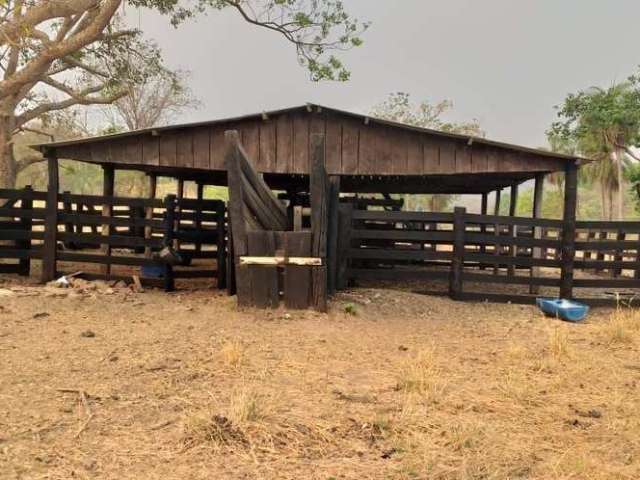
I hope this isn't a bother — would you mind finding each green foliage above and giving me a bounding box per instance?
[129,0,369,81]
[549,81,640,154]
[344,303,357,316]
[548,71,640,219]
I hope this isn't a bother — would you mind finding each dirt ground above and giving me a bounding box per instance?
[1,275,640,480]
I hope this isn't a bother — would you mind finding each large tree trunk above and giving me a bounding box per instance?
[0,114,17,189]
[613,147,624,220]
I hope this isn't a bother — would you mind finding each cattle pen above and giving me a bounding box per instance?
[2,103,640,310]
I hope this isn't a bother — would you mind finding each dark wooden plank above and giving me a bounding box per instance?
[375,126,394,174]
[18,186,34,276]
[100,165,115,277]
[560,162,578,298]
[573,278,640,288]
[240,120,260,167]
[162,195,177,291]
[358,124,376,174]
[193,127,210,170]
[216,202,227,289]
[507,184,519,276]
[310,134,329,312]
[352,210,454,223]
[158,133,176,167]
[259,120,277,172]
[276,113,294,173]
[177,130,195,168]
[462,272,560,287]
[224,131,251,305]
[210,125,226,170]
[423,137,440,174]
[325,116,342,174]
[455,144,472,173]
[449,207,465,299]
[61,193,163,209]
[530,173,545,294]
[350,248,453,262]
[456,291,538,305]
[293,112,310,174]
[348,268,450,282]
[58,212,164,229]
[284,231,312,309]
[247,230,279,308]
[341,118,359,174]
[0,188,47,201]
[407,132,423,174]
[41,155,59,282]
[439,140,456,173]
[58,252,159,267]
[327,176,340,294]
[336,203,353,290]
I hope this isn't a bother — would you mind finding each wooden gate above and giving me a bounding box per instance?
[225,130,334,311]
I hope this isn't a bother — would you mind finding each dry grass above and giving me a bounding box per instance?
[219,338,245,368]
[396,347,448,403]
[601,308,640,345]
[1,280,640,479]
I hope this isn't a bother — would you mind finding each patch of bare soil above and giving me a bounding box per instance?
[1,276,639,479]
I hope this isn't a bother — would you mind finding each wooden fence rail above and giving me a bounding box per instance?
[338,206,640,306]
[0,187,227,291]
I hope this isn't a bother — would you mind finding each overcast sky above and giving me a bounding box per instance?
[127,0,640,149]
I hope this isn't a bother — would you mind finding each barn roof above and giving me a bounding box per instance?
[33,102,581,162]
[31,103,585,194]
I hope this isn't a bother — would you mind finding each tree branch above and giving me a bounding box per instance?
[16,153,44,173]
[17,87,127,126]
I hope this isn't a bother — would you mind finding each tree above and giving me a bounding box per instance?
[371,92,484,211]
[0,0,368,188]
[549,79,640,220]
[371,92,484,137]
[104,69,199,131]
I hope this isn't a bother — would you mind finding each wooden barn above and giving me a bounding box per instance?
[1,103,637,309]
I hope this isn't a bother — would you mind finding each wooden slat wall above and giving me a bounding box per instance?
[52,110,568,176]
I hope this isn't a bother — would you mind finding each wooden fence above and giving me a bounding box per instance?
[0,187,227,291]
[0,187,46,275]
[336,206,640,306]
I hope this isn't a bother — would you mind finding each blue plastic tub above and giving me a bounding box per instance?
[141,264,165,279]
[536,298,589,323]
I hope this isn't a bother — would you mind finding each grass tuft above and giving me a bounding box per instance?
[396,348,447,403]
[219,339,245,369]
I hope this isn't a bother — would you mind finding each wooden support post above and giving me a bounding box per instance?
[336,203,353,290]
[226,223,236,296]
[479,192,488,266]
[163,194,177,292]
[18,186,33,276]
[613,229,625,278]
[560,162,578,299]
[195,182,204,254]
[175,178,184,250]
[508,184,519,276]
[216,201,227,289]
[100,165,114,277]
[530,174,545,294]
[493,188,502,275]
[284,232,313,309]
[41,154,59,283]
[310,133,328,312]
[247,231,278,308]
[225,130,251,306]
[449,207,466,300]
[327,176,340,295]
[144,174,157,258]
